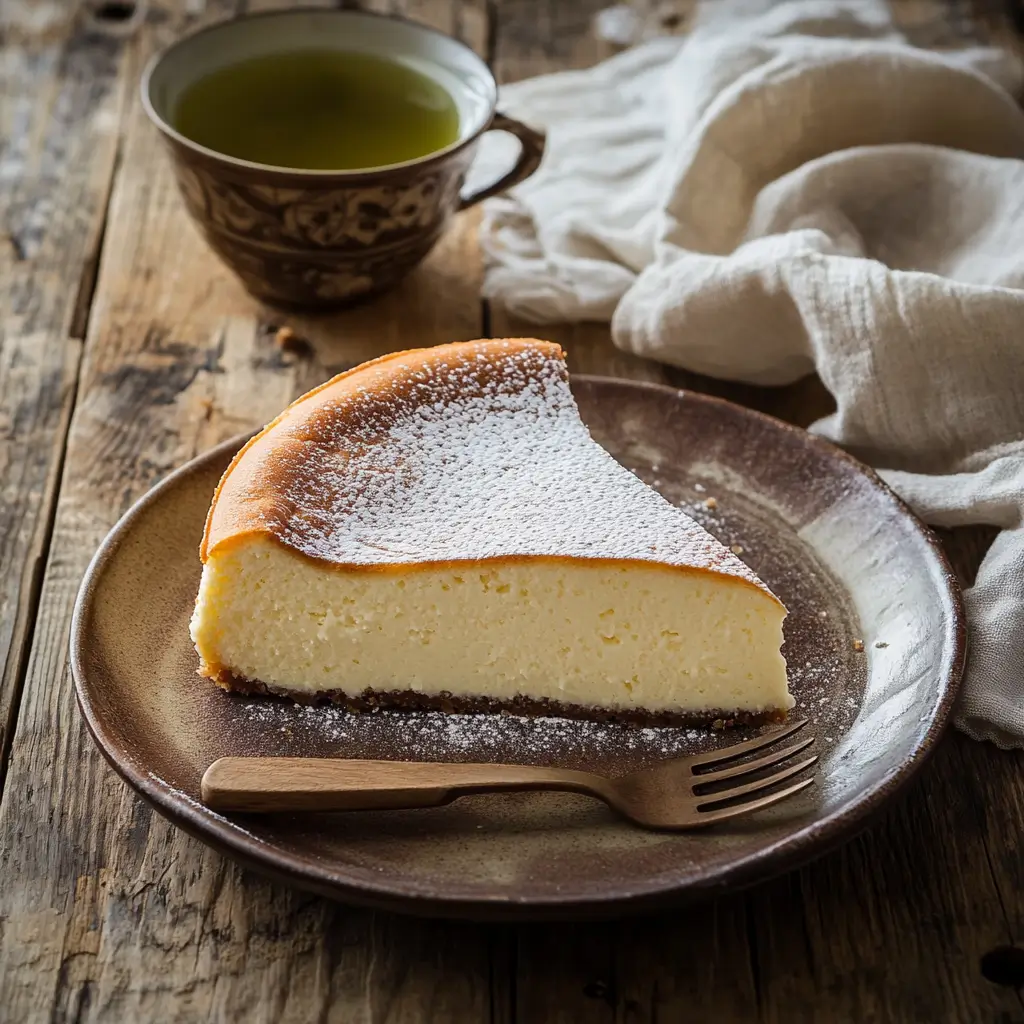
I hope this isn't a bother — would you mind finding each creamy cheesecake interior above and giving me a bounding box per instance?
[192,536,791,718]
[190,339,792,725]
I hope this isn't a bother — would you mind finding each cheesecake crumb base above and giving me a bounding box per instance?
[207,669,787,729]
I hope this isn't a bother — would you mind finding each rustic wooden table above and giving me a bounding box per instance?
[2,0,1023,1020]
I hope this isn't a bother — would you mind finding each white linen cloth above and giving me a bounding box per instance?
[476,0,1024,747]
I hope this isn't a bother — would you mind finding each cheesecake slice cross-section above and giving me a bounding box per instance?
[190,339,792,725]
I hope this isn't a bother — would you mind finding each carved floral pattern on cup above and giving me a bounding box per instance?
[217,242,427,304]
[282,179,442,246]
[172,162,459,251]
[175,165,209,218]
[300,267,376,302]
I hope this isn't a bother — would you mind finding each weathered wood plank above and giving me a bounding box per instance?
[0,2,130,786]
[749,742,1021,1023]
[944,527,1024,1017]
[958,734,1024,1011]
[0,1,498,1021]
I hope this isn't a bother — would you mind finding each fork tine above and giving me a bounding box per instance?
[686,718,808,770]
[694,735,815,786]
[695,755,818,809]
[692,775,816,825]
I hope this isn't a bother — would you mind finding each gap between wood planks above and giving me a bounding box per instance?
[0,65,132,806]
[0,3,137,794]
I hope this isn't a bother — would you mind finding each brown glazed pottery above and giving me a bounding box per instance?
[142,9,544,307]
[71,379,964,920]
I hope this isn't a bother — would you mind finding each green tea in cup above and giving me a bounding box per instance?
[172,49,461,170]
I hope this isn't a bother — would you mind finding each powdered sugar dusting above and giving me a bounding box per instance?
[233,699,726,773]
[209,341,768,592]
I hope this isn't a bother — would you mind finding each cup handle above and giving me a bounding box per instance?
[459,112,545,211]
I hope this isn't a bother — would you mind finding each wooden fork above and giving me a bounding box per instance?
[201,719,816,830]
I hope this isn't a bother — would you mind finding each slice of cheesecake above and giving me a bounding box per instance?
[190,339,792,725]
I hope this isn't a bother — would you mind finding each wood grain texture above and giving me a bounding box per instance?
[0,1,495,1021]
[0,0,130,785]
[200,757,615,814]
[200,739,815,823]
[0,0,1022,1022]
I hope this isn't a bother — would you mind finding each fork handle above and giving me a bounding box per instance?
[201,757,604,813]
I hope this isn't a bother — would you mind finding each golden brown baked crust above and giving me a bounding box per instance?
[200,338,778,602]
[202,340,560,561]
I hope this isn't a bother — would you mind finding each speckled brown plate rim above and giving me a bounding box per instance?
[71,378,966,921]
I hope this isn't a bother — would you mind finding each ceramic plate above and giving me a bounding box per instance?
[72,378,964,920]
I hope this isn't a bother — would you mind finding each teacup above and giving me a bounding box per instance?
[142,8,544,307]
